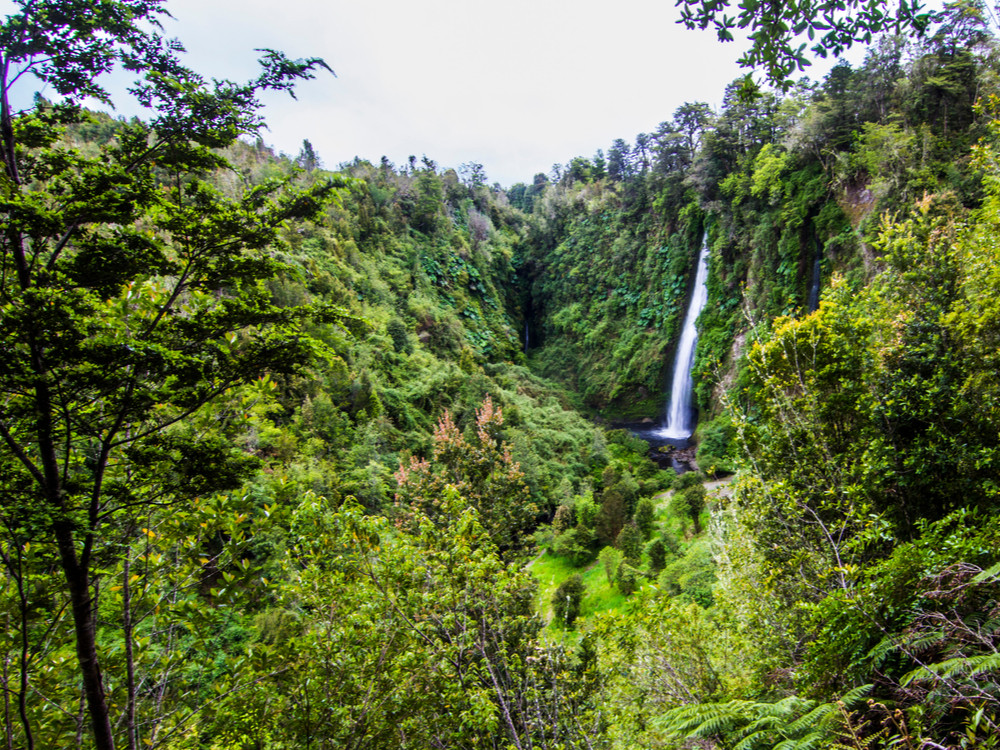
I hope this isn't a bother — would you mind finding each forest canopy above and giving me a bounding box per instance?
[2,0,1000,749]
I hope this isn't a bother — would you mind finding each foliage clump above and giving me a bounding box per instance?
[552,574,586,627]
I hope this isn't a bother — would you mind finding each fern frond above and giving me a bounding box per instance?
[774,731,826,750]
[940,652,1000,680]
[902,629,948,653]
[839,683,874,708]
[900,664,937,686]
[734,729,772,750]
[693,712,742,738]
[655,693,869,749]
[972,561,1000,583]
[901,652,1000,686]
[785,701,836,735]
[654,700,750,738]
[738,714,783,736]
[865,636,899,666]
[982,614,1000,637]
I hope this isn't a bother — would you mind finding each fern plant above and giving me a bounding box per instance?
[652,685,872,750]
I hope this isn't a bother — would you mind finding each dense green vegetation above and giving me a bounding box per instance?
[4,1,1000,748]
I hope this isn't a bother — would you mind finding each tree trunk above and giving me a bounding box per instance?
[56,524,116,750]
[2,613,13,750]
[123,555,138,750]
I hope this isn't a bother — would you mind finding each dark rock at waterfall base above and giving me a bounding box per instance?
[608,420,698,473]
[640,436,697,473]
[675,446,698,472]
[658,443,697,474]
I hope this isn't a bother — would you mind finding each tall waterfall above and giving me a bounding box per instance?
[656,236,710,440]
[807,247,821,312]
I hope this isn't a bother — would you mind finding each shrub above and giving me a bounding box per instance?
[617,563,640,595]
[386,318,412,354]
[634,497,655,538]
[616,522,644,565]
[599,546,624,585]
[672,470,704,492]
[696,415,736,475]
[658,539,716,606]
[552,504,574,536]
[647,537,667,575]
[574,490,600,528]
[552,525,597,566]
[552,574,586,627]
[661,530,681,557]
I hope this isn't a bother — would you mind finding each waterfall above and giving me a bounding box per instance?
[807,245,821,312]
[656,236,710,441]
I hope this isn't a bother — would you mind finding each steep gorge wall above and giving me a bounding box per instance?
[519,35,996,443]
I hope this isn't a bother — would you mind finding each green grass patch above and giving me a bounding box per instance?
[529,549,632,636]
[529,550,582,623]
[578,562,626,616]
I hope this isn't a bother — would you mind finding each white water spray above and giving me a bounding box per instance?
[655,236,710,440]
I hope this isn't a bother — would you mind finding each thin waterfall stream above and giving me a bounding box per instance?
[807,242,821,312]
[654,235,710,441]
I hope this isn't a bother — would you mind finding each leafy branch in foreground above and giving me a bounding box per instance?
[674,0,940,86]
[0,2,352,748]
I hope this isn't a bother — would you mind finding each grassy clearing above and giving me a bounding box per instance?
[527,478,733,635]
[578,562,626,615]
[529,549,631,637]
[530,550,581,624]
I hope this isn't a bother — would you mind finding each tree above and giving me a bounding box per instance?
[634,497,655,538]
[681,485,707,535]
[459,160,487,188]
[607,138,633,181]
[552,574,586,627]
[394,396,537,553]
[594,596,735,747]
[674,102,714,155]
[552,504,574,536]
[409,169,445,233]
[565,156,593,184]
[675,0,940,87]
[653,125,692,174]
[595,486,628,545]
[599,545,625,585]
[592,148,607,179]
[0,3,345,748]
[595,468,639,546]
[235,490,607,749]
[647,537,668,574]
[633,132,653,173]
[857,35,908,123]
[296,138,322,172]
[616,522,644,566]
[616,563,639,595]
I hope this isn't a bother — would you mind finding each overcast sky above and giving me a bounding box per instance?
[9,0,861,186]
[162,0,759,185]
